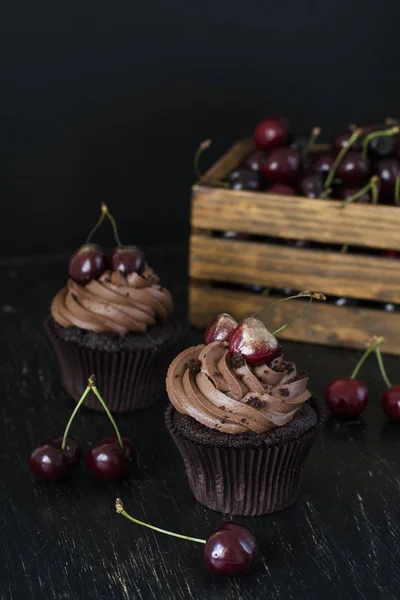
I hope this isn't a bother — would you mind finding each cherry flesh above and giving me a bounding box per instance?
[86,442,128,481]
[29,444,67,481]
[68,244,107,285]
[244,150,267,172]
[260,148,301,183]
[253,117,290,151]
[229,317,281,366]
[99,435,136,462]
[42,435,81,471]
[204,313,238,345]
[382,385,400,420]
[204,522,258,576]
[265,183,296,195]
[297,173,324,198]
[111,246,145,276]
[228,168,263,191]
[324,378,368,417]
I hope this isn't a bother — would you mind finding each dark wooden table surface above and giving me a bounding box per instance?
[1,247,400,600]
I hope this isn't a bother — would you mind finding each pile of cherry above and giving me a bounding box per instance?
[228,115,400,206]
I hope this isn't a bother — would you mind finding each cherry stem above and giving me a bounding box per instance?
[253,290,326,335]
[340,176,380,208]
[61,385,92,451]
[395,173,400,207]
[319,188,332,199]
[325,128,363,190]
[375,346,392,388]
[362,126,400,160]
[115,499,207,544]
[90,378,124,450]
[303,126,321,159]
[350,336,384,380]
[194,139,212,180]
[86,203,107,244]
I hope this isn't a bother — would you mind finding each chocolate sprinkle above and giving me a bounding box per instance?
[184,359,201,374]
[213,371,222,378]
[246,396,266,409]
[279,387,290,397]
[231,353,245,368]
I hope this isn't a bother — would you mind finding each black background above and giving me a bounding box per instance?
[1,1,400,258]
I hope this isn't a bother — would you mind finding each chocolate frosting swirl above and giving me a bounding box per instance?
[51,265,173,335]
[166,341,311,434]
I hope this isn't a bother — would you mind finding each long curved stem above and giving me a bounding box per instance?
[86,204,107,243]
[115,499,207,544]
[362,126,399,159]
[253,290,326,335]
[103,203,122,248]
[325,128,363,190]
[194,139,212,180]
[91,384,123,450]
[350,336,384,380]
[375,346,392,388]
[340,176,379,208]
[61,386,92,451]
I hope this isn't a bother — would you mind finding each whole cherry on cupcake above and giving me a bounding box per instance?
[115,498,258,576]
[68,243,108,285]
[29,375,135,482]
[204,313,238,344]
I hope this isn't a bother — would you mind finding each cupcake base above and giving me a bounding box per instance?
[45,316,179,412]
[165,399,323,516]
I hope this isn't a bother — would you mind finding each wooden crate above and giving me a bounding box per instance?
[189,138,400,355]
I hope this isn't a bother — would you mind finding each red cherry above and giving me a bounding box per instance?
[203,522,258,576]
[297,173,324,198]
[204,313,238,345]
[86,442,128,481]
[29,444,67,481]
[253,117,290,151]
[111,246,145,275]
[336,152,370,185]
[99,435,136,462]
[265,183,295,195]
[244,150,267,172]
[229,317,281,366]
[312,154,335,179]
[373,158,400,201]
[260,148,302,183]
[324,378,368,417]
[333,131,361,153]
[382,385,400,420]
[68,244,107,285]
[228,167,263,191]
[42,435,81,471]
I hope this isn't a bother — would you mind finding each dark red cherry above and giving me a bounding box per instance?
[205,313,238,345]
[86,442,128,481]
[228,168,263,191]
[111,246,145,275]
[99,435,136,462]
[260,148,302,183]
[253,117,290,151]
[333,131,361,154]
[43,435,81,471]
[337,187,371,204]
[29,444,67,481]
[244,150,267,172]
[373,158,400,201]
[366,134,397,160]
[312,154,335,179]
[382,385,400,420]
[68,244,107,285]
[229,317,281,365]
[297,173,324,198]
[265,183,295,195]
[324,378,368,417]
[203,522,258,576]
[336,151,370,185]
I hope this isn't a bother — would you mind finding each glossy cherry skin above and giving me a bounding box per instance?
[260,148,301,183]
[204,522,258,576]
[29,444,67,481]
[382,385,400,420]
[86,443,128,481]
[312,154,334,179]
[366,134,397,160]
[333,131,361,153]
[111,246,145,276]
[324,378,368,417]
[336,151,370,185]
[244,150,267,172]
[337,187,371,204]
[43,435,81,471]
[265,183,295,195]
[229,317,281,366]
[253,117,290,151]
[228,168,263,191]
[68,244,107,285]
[99,435,136,462]
[373,158,400,201]
[204,313,238,345]
[297,173,324,198]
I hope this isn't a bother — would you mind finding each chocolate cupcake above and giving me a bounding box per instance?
[165,316,322,516]
[46,207,178,411]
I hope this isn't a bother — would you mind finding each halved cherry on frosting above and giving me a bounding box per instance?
[204,313,238,345]
[229,317,281,365]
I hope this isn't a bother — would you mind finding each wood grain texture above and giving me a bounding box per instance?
[190,283,400,355]
[190,234,400,303]
[192,186,400,250]
[197,138,254,185]
[1,249,400,600]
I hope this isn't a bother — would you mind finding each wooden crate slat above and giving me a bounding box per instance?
[190,234,400,303]
[198,139,254,185]
[192,186,400,251]
[190,283,400,355]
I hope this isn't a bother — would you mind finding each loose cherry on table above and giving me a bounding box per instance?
[29,375,134,482]
[115,499,258,577]
[382,385,400,420]
[260,148,302,183]
[253,116,290,151]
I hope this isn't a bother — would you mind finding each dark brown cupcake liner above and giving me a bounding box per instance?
[165,399,323,516]
[45,317,176,412]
